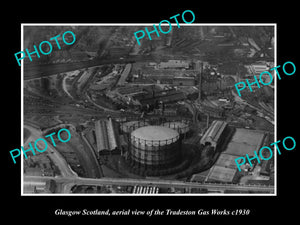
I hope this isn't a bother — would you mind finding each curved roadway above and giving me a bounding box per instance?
[23,124,78,178]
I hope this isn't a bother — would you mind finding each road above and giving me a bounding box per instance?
[24,55,154,80]
[23,124,78,178]
[62,72,74,99]
[24,175,274,194]
[80,132,104,178]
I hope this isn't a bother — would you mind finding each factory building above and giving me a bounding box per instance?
[94,118,120,155]
[129,126,181,174]
[158,60,190,69]
[200,120,233,151]
[117,64,132,86]
[200,105,225,119]
[116,86,146,96]
[77,70,93,91]
[248,63,269,76]
[173,77,196,86]
[138,91,186,106]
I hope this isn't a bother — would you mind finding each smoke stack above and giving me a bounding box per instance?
[198,61,203,102]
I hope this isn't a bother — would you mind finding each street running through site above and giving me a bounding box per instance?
[24,174,275,194]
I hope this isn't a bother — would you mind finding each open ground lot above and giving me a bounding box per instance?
[224,128,266,156]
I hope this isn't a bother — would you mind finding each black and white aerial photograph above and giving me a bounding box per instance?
[22,25,276,195]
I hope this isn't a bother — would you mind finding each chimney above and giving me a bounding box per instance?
[198,61,203,102]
